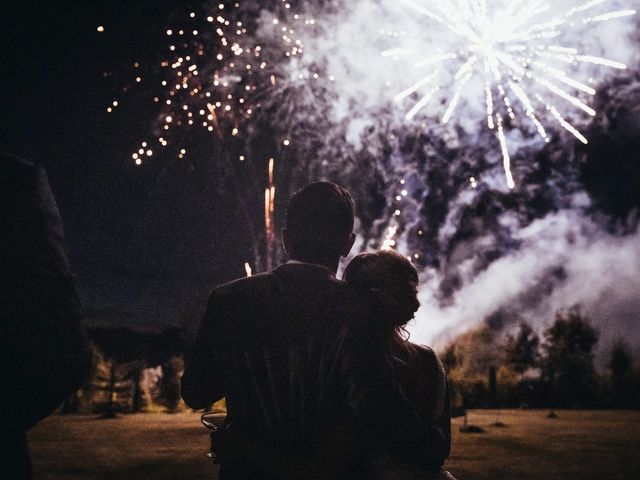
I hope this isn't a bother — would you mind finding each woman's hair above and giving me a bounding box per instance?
[343,250,420,334]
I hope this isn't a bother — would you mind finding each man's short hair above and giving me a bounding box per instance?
[285,182,354,263]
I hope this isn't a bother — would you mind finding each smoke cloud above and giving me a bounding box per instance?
[275,0,640,357]
[410,206,640,359]
[284,0,639,147]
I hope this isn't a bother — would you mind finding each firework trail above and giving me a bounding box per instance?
[264,157,276,270]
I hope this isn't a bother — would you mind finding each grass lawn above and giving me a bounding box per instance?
[449,409,640,480]
[29,409,640,479]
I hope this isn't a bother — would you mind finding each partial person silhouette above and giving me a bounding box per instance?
[344,249,457,480]
[182,182,445,479]
[0,152,91,479]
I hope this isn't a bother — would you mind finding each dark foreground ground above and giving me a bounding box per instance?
[29,409,640,480]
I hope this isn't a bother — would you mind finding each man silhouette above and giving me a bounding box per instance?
[182,182,442,479]
[0,152,91,479]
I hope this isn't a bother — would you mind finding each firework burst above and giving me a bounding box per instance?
[106,1,311,165]
[385,0,636,189]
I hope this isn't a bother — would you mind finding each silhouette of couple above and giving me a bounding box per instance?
[182,182,456,480]
[1,159,454,480]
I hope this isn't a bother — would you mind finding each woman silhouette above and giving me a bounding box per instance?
[344,250,456,480]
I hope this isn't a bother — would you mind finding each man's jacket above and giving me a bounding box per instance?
[182,263,443,479]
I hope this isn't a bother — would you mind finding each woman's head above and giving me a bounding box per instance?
[343,250,420,333]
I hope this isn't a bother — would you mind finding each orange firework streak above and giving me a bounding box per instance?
[264,158,276,270]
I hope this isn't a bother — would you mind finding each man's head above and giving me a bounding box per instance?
[283,182,355,269]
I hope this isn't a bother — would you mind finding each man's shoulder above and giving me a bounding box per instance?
[209,271,277,300]
[208,267,345,311]
[198,274,278,332]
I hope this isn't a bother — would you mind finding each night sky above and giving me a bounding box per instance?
[2,1,639,351]
[2,2,247,330]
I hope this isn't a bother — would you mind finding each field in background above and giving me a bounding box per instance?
[29,410,640,480]
[449,410,640,480]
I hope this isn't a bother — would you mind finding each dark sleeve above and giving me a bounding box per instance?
[423,347,452,467]
[181,291,226,409]
[338,300,446,467]
[3,164,91,430]
[438,377,452,461]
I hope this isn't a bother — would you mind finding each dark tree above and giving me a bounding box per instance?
[82,326,184,413]
[608,341,634,408]
[440,344,458,374]
[160,356,183,412]
[488,366,497,408]
[542,306,599,408]
[506,321,540,374]
[130,361,146,413]
[92,353,135,418]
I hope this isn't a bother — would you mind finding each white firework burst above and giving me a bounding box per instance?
[385,0,636,189]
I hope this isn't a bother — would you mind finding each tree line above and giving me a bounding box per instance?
[441,306,640,409]
[61,306,638,417]
[60,327,185,417]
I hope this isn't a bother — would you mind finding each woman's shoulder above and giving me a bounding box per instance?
[400,342,446,377]
[404,341,439,361]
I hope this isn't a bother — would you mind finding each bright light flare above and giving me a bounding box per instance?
[388,0,634,188]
